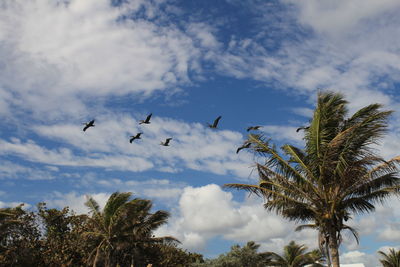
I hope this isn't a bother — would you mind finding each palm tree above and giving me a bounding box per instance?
[266,241,324,267]
[379,248,400,267]
[226,91,400,267]
[84,192,176,267]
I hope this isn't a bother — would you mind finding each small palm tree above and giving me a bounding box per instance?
[379,248,400,267]
[84,192,176,267]
[266,241,324,267]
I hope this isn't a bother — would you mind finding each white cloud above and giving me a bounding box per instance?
[23,114,254,178]
[0,0,207,119]
[45,191,110,214]
[291,107,314,118]
[0,201,31,209]
[288,0,400,37]
[261,125,304,143]
[94,177,186,202]
[0,160,56,180]
[0,138,154,172]
[214,0,400,116]
[43,178,185,212]
[379,223,400,241]
[341,250,377,267]
[178,185,246,233]
[157,184,317,252]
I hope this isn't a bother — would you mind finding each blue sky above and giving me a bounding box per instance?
[1,0,400,265]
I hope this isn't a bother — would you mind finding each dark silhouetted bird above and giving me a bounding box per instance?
[129,133,142,143]
[83,119,95,132]
[208,116,221,129]
[139,113,152,124]
[247,126,262,132]
[236,142,251,154]
[296,126,310,132]
[160,138,172,146]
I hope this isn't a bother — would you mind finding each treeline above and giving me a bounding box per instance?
[0,192,203,267]
[1,192,400,267]
[0,191,324,267]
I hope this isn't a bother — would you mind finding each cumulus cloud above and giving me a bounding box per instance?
[157,184,318,252]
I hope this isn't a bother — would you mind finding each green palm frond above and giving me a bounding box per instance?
[248,134,309,184]
[103,192,132,227]
[85,196,100,215]
[83,191,177,266]
[378,248,400,267]
[341,225,360,244]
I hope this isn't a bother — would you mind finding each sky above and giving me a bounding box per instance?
[1,0,400,266]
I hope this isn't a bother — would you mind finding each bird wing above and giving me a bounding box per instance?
[145,113,152,122]
[236,146,243,154]
[213,116,222,127]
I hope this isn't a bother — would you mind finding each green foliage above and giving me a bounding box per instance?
[379,248,400,267]
[265,241,324,267]
[0,192,183,267]
[37,203,93,267]
[84,191,178,267]
[0,205,43,266]
[193,241,270,267]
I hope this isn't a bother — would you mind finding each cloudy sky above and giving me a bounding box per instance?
[1,0,400,265]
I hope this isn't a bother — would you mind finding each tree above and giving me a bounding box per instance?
[37,203,92,266]
[194,241,270,267]
[226,91,400,267]
[145,243,204,267]
[379,248,400,267]
[0,205,43,266]
[266,240,324,267]
[84,191,176,267]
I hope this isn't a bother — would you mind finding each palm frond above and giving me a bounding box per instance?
[85,196,100,215]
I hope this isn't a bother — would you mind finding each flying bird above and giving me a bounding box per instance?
[83,119,95,132]
[139,113,152,124]
[208,116,222,129]
[247,126,262,132]
[296,126,310,132]
[160,138,172,146]
[236,142,251,154]
[129,133,142,143]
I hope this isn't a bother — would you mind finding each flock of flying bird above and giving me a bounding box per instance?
[82,114,265,153]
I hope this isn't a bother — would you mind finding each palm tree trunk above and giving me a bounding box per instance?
[325,241,332,267]
[328,231,340,267]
